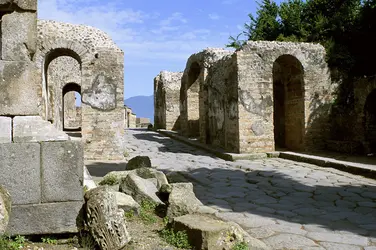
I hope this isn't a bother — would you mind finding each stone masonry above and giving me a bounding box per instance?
[154,71,183,131]
[36,20,125,160]
[179,48,233,139]
[159,42,334,154]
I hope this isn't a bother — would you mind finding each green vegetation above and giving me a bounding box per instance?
[124,210,135,219]
[139,200,158,224]
[123,151,130,158]
[159,228,191,249]
[41,236,58,245]
[232,241,249,250]
[0,235,26,250]
[227,0,376,77]
[98,174,118,186]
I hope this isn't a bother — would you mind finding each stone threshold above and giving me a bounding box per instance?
[156,129,376,180]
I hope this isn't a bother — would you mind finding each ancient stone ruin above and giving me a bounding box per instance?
[0,0,126,236]
[154,71,183,131]
[155,42,334,153]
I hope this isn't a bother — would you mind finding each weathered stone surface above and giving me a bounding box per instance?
[0,185,11,235]
[41,141,84,203]
[135,167,169,189]
[100,170,133,185]
[264,234,319,249]
[166,172,190,183]
[78,186,131,250]
[0,62,40,116]
[154,71,183,131]
[0,0,37,10]
[126,156,152,170]
[2,11,37,61]
[113,192,140,215]
[119,173,163,205]
[167,183,203,218]
[0,143,40,205]
[82,73,116,111]
[0,117,11,143]
[13,116,69,142]
[7,201,83,235]
[172,214,270,250]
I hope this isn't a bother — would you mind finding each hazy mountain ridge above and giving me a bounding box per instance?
[124,95,154,123]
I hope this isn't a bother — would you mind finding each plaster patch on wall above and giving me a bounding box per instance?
[82,73,116,111]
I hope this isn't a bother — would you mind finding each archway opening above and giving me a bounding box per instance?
[62,83,82,133]
[273,55,305,151]
[364,89,376,153]
[187,62,200,138]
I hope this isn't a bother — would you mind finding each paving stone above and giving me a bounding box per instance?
[318,242,362,250]
[306,232,369,246]
[264,234,319,249]
[357,201,376,208]
[247,227,276,239]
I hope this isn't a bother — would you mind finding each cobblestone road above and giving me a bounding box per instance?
[124,129,376,250]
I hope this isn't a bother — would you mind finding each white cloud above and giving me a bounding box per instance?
[208,13,220,20]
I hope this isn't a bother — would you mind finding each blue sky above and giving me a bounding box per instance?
[38,0,282,99]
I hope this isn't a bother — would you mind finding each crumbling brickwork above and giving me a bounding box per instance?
[161,42,334,154]
[36,20,125,160]
[154,71,183,131]
[179,48,233,139]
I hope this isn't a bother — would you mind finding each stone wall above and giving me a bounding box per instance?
[160,42,334,154]
[36,20,125,160]
[125,106,137,128]
[180,48,233,139]
[154,71,182,131]
[0,0,40,116]
[235,41,333,153]
[0,116,83,235]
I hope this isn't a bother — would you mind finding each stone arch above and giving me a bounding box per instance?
[273,54,305,151]
[35,38,93,121]
[364,89,376,153]
[62,82,82,131]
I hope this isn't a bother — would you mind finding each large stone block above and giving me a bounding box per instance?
[0,0,37,11]
[2,11,37,61]
[13,116,69,142]
[0,143,41,205]
[41,141,84,203]
[0,62,41,116]
[0,117,11,143]
[7,201,83,235]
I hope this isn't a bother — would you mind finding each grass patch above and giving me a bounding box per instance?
[0,235,26,250]
[159,228,191,249]
[232,241,249,250]
[124,210,135,220]
[98,174,118,186]
[139,200,158,224]
[41,236,57,245]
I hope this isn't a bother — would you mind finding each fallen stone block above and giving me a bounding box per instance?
[0,143,41,205]
[172,214,270,250]
[136,167,169,189]
[166,171,190,183]
[7,201,83,235]
[0,0,37,11]
[166,183,203,218]
[13,116,69,142]
[100,170,133,186]
[113,191,140,215]
[78,186,131,250]
[0,117,11,143]
[119,173,163,205]
[41,141,84,203]
[126,156,152,170]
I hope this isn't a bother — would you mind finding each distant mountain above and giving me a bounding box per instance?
[124,95,154,124]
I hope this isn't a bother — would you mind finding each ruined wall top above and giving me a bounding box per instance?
[185,48,234,69]
[240,41,326,56]
[0,0,36,11]
[156,71,183,91]
[37,20,122,52]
